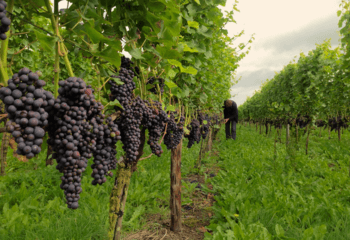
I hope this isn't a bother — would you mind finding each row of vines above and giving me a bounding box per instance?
[0,0,252,239]
[238,2,350,154]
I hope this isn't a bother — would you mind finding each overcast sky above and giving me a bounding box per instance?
[56,0,343,106]
[220,0,343,106]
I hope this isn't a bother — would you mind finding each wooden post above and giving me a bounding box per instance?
[0,132,10,176]
[46,145,53,166]
[286,124,290,147]
[305,125,310,155]
[265,123,268,135]
[109,128,146,240]
[196,138,205,168]
[170,139,182,232]
[259,123,262,134]
[206,128,213,153]
[296,124,298,144]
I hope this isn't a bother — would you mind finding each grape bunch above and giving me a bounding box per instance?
[116,97,143,164]
[0,68,54,159]
[200,114,210,139]
[90,115,121,185]
[47,77,121,209]
[164,113,185,150]
[0,1,10,40]
[109,57,169,164]
[147,77,164,95]
[296,114,310,128]
[142,100,168,156]
[185,119,201,148]
[109,66,136,109]
[120,56,140,75]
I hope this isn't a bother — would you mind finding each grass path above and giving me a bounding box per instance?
[206,124,350,239]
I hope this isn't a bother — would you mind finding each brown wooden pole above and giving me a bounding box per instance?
[0,132,10,176]
[259,122,262,134]
[109,128,146,240]
[286,124,290,147]
[46,145,53,166]
[305,125,310,155]
[170,139,182,232]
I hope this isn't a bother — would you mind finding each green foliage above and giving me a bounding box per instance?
[239,40,346,122]
[205,125,350,239]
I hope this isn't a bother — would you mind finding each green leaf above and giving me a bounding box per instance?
[168,59,182,67]
[187,21,199,29]
[275,224,285,237]
[168,69,176,78]
[125,46,144,60]
[166,105,176,111]
[84,24,105,44]
[112,77,124,85]
[165,80,178,89]
[33,30,56,53]
[109,99,124,110]
[93,46,121,68]
[180,66,197,75]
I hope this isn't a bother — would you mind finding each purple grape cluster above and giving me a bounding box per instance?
[0,68,54,158]
[147,77,164,95]
[201,114,210,139]
[164,113,185,150]
[185,119,201,148]
[47,77,120,209]
[0,1,10,40]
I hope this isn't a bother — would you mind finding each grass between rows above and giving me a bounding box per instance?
[0,128,221,240]
[206,124,350,239]
[1,123,350,239]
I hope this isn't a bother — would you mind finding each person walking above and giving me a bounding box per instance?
[223,100,238,140]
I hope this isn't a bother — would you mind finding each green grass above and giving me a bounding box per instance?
[2,124,350,239]
[0,132,210,240]
[205,124,350,240]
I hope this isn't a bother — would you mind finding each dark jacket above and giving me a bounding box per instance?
[223,100,238,122]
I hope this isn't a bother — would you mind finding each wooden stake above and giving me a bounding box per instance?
[286,124,290,147]
[305,125,310,155]
[170,139,182,232]
[109,128,146,240]
[259,123,262,134]
[0,132,10,176]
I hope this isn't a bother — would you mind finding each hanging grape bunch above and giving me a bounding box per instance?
[142,100,168,156]
[147,77,165,95]
[0,0,10,40]
[109,66,135,109]
[200,114,210,139]
[110,56,169,164]
[164,112,185,150]
[46,77,121,209]
[0,68,54,159]
[90,115,121,185]
[185,119,201,148]
[121,56,140,75]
